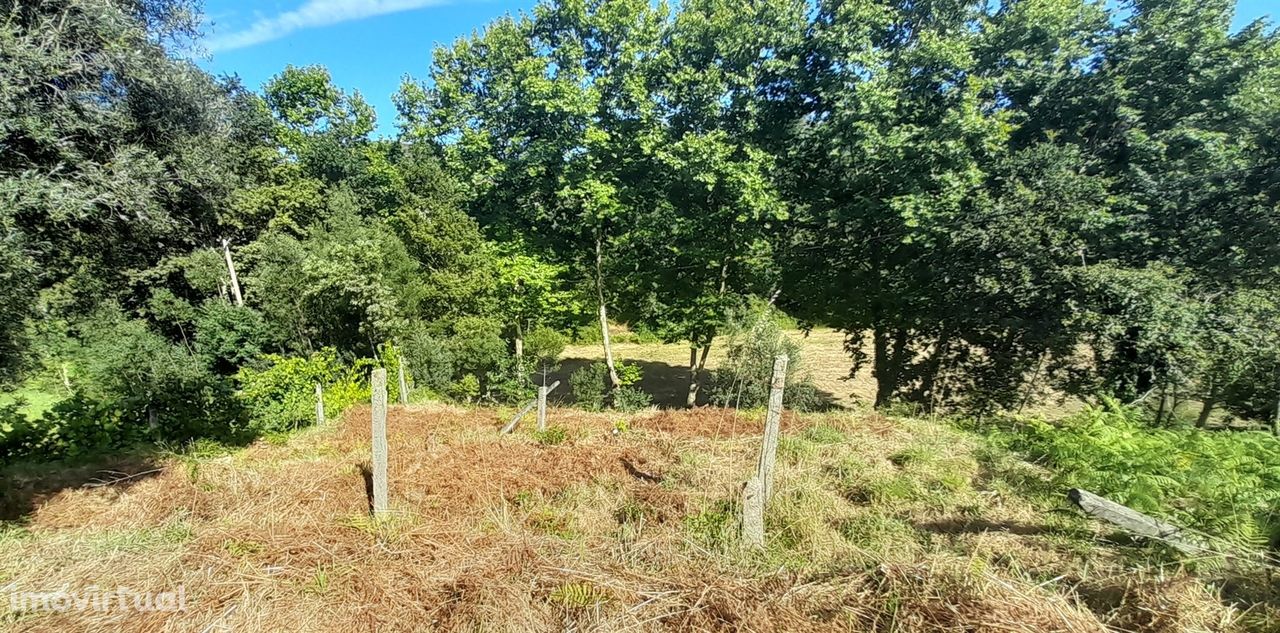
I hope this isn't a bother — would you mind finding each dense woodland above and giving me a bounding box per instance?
[1,0,1279,461]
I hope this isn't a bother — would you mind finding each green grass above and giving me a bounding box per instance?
[0,384,64,420]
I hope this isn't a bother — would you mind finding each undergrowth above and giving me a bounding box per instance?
[979,401,1280,549]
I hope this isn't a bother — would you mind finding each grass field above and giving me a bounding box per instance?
[0,403,1251,632]
[563,327,1087,418]
[561,327,873,409]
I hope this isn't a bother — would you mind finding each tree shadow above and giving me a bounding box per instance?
[0,449,166,522]
[546,357,839,410]
[914,518,1052,536]
[357,461,374,515]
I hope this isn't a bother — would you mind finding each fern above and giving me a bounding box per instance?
[990,404,1280,549]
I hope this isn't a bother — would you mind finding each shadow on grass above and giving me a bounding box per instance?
[545,357,840,410]
[0,448,167,522]
[914,518,1052,536]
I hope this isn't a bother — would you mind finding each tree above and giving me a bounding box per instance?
[621,0,803,406]
[399,0,670,395]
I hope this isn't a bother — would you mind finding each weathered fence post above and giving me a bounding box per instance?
[537,385,549,431]
[1068,488,1208,556]
[502,381,560,434]
[315,382,325,425]
[756,354,788,501]
[371,368,389,517]
[741,476,764,548]
[397,356,409,405]
[742,354,787,547]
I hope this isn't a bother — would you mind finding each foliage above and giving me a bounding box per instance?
[708,301,823,411]
[569,360,647,411]
[235,349,370,433]
[613,386,652,412]
[524,326,566,376]
[986,402,1280,548]
[400,329,455,394]
[533,426,569,446]
[569,363,609,412]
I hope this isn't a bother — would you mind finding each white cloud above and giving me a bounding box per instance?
[206,0,450,52]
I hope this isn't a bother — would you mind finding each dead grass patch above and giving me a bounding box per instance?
[0,406,1252,632]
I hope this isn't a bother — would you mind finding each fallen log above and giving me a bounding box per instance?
[1067,488,1208,556]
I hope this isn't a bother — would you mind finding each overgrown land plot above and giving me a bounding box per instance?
[4,0,1280,630]
[0,404,1263,632]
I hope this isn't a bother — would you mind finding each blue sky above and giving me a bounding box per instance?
[198,0,1277,138]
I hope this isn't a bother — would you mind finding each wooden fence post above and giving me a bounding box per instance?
[315,382,325,425]
[741,476,764,548]
[371,368,389,517]
[1068,488,1208,556]
[397,356,409,405]
[756,354,788,501]
[501,381,560,434]
[537,385,549,431]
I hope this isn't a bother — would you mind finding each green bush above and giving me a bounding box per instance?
[1,311,248,464]
[613,386,651,412]
[0,402,46,462]
[194,301,279,374]
[570,362,608,411]
[533,426,569,446]
[448,374,481,403]
[524,326,565,375]
[401,329,454,393]
[707,301,823,411]
[986,400,1280,548]
[235,349,371,433]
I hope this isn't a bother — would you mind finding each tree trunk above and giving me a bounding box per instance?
[222,238,244,307]
[686,344,712,407]
[1196,386,1216,429]
[514,321,524,362]
[872,326,898,408]
[595,235,621,390]
[917,328,950,410]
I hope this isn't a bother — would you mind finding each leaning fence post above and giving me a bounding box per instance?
[755,354,788,501]
[397,356,409,405]
[315,382,325,425]
[371,368,389,516]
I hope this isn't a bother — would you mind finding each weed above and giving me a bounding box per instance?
[549,581,610,610]
[223,538,264,557]
[533,426,569,446]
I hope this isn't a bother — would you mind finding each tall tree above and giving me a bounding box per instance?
[399,0,669,393]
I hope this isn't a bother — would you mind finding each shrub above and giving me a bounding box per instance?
[533,426,569,446]
[707,301,822,411]
[570,362,608,411]
[194,301,278,373]
[400,329,454,393]
[0,402,46,463]
[74,312,245,444]
[613,386,651,412]
[448,317,507,379]
[235,349,370,433]
[448,374,481,403]
[524,326,565,375]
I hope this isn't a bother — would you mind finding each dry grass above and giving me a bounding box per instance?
[0,405,1243,632]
